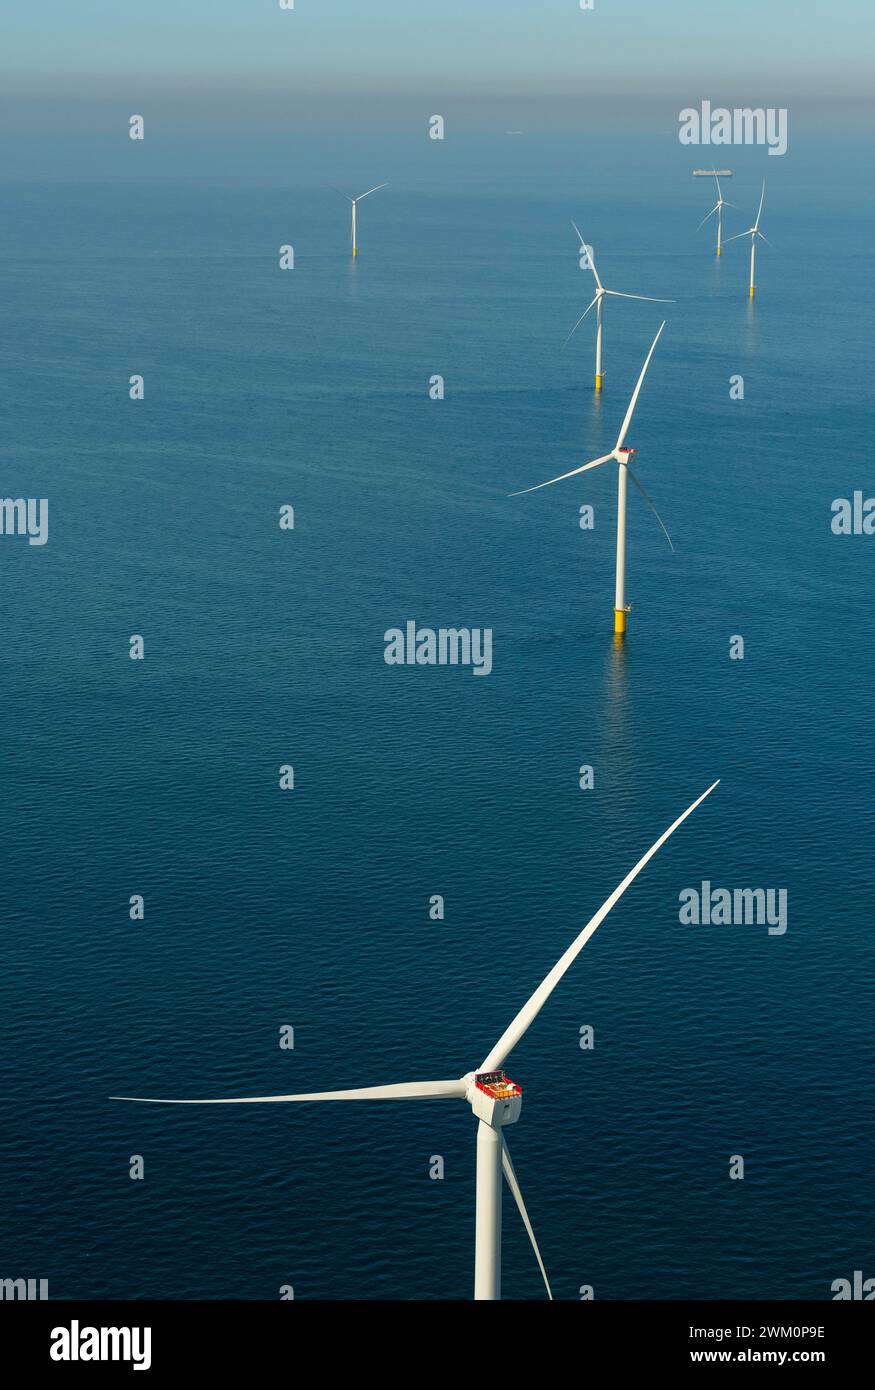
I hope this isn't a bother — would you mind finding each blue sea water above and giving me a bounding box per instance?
[0,131,873,1300]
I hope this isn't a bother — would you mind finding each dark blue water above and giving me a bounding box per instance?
[1,135,873,1300]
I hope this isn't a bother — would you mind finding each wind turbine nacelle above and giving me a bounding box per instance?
[470,1071,522,1127]
[617,447,637,461]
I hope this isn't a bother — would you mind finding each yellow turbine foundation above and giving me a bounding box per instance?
[749,286,755,298]
[595,374,603,393]
[614,608,627,636]
[716,246,721,257]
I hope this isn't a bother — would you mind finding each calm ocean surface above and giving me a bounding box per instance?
[1,132,872,1299]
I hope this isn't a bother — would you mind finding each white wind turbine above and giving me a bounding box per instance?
[332,182,388,258]
[512,322,673,638]
[569,222,673,392]
[696,174,735,257]
[113,781,719,1301]
[725,181,769,298]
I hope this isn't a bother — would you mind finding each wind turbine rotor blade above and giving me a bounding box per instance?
[614,320,666,451]
[479,780,720,1072]
[696,206,720,232]
[626,466,675,552]
[571,222,603,289]
[562,295,600,347]
[328,185,354,202]
[723,230,753,243]
[754,181,766,230]
[355,182,388,201]
[756,231,773,247]
[508,454,614,498]
[111,1079,467,1105]
[604,291,674,303]
[501,1136,553,1300]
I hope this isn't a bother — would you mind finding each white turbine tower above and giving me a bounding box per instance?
[696,174,734,257]
[569,222,673,392]
[333,182,388,258]
[512,322,673,639]
[113,781,719,1301]
[725,182,769,298]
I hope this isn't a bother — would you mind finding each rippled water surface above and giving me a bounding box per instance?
[1,139,873,1298]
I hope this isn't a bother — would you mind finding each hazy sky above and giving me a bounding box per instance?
[3,0,869,101]
[1,1,867,185]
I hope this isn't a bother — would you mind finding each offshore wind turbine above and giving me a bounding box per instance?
[332,182,388,257]
[696,174,734,256]
[725,182,769,298]
[113,781,719,1301]
[569,222,673,392]
[512,322,673,639]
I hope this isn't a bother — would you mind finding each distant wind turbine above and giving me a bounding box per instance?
[569,222,673,392]
[696,174,735,256]
[332,182,388,258]
[511,322,673,639]
[112,781,720,1300]
[725,182,769,298]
